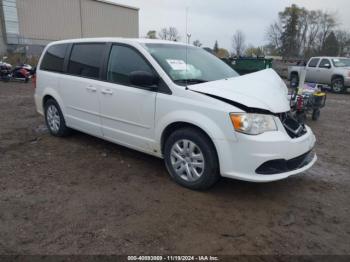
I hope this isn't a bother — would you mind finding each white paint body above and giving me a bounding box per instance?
[35,38,317,182]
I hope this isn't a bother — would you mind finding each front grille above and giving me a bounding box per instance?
[279,112,306,138]
[256,150,314,175]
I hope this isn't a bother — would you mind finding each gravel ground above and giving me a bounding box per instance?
[0,81,349,255]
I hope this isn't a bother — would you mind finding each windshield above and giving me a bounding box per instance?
[143,43,239,85]
[332,58,350,67]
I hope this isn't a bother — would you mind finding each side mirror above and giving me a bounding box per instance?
[129,71,159,89]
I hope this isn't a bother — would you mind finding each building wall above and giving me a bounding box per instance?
[16,0,82,43]
[81,0,138,38]
[9,0,139,46]
[0,9,6,55]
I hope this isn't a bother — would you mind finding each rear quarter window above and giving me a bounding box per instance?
[40,44,68,72]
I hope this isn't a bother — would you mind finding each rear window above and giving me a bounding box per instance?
[67,43,105,79]
[40,44,68,72]
[308,58,320,68]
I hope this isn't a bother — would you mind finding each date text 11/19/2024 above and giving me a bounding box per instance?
[127,255,219,261]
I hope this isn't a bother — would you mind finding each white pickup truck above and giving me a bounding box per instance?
[288,57,350,93]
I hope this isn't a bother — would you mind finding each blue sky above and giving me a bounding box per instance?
[110,0,350,50]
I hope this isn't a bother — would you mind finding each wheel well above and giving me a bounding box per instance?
[160,122,218,157]
[331,75,344,81]
[42,95,55,108]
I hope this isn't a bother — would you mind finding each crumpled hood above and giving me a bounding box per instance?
[188,69,290,113]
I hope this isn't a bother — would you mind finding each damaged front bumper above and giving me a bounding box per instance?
[215,119,317,182]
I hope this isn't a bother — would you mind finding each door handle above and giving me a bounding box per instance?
[101,89,113,95]
[86,85,97,92]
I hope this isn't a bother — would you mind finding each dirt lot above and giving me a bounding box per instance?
[0,81,349,255]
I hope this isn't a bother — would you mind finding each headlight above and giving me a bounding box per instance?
[230,113,277,135]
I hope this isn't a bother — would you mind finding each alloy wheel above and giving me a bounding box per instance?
[46,105,60,133]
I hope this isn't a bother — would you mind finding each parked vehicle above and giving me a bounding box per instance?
[0,58,32,82]
[288,57,350,93]
[0,57,12,82]
[34,38,317,189]
[222,57,273,75]
[11,65,31,82]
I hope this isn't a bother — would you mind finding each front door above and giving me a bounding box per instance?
[99,44,157,153]
[305,58,320,82]
[317,58,333,84]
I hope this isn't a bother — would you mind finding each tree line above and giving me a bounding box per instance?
[266,4,350,58]
[144,27,248,58]
[145,5,350,59]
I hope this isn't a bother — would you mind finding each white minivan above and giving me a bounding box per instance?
[35,38,317,189]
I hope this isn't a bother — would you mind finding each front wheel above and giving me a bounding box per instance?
[331,77,345,93]
[164,127,220,190]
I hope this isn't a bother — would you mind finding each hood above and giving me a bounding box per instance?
[188,69,290,113]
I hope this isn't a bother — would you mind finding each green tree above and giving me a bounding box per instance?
[321,31,339,56]
[193,40,202,47]
[146,30,157,39]
[279,4,301,58]
[267,5,339,58]
[213,40,219,54]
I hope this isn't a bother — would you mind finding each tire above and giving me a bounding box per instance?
[331,77,345,93]
[44,99,71,137]
[290,73,299,88]
[312,109,320,121]
[164,127,220,190]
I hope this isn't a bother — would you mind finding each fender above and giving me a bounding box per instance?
[155,109,237,154]
[42,87,66,116]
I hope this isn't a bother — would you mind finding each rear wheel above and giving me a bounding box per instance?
[331,77,345,93]
[44,99,71,137]
[164,127,219,190]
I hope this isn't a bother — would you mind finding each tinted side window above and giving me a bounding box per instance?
[319,59,331,68]
[40,44,67,72]
[308,58,320,68]
[107,45,154,86]
[68,43,105,79]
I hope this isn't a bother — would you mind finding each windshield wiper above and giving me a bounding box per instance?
[174,79,208,85]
